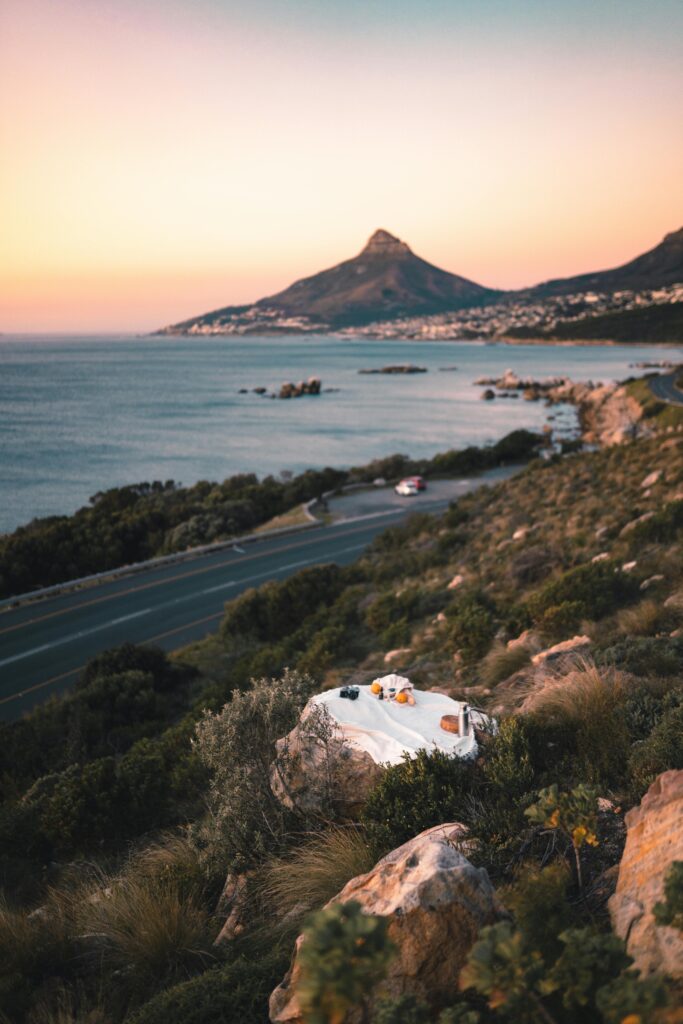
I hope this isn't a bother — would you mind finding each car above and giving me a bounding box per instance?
[395,479,420,496]
[408,475,427,490]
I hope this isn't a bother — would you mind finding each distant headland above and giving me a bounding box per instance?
[154,227,683,343]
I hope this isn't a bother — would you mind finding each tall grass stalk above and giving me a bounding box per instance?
[259,826,376,934]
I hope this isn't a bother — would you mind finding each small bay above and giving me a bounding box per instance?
[0,333,679,534]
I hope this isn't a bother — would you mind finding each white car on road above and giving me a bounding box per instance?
[395,478,420,496]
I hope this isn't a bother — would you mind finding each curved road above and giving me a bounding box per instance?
[648,368,683,405]
[0,474,508,720]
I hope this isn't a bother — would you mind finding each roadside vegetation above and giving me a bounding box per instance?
[0,430,538,600]
[1,428,682,1021]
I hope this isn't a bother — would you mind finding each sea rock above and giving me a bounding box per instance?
[269,824,500,1022]
[271,705,383,820]
[480,389,496,401]
[609,769,683,979]
[531,634,591,667]
[278,377,322,399]
[359,365,427,375]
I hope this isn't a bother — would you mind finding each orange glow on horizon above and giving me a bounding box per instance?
[1,0,682,332]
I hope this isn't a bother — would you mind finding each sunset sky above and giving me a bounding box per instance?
[1,0,682,332]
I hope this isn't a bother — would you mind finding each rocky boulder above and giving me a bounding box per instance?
[609,769,683,979]
[271,705,384,820]
[269,824,500,1022]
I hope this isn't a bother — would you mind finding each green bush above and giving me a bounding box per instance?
[461,921,667,1024]
[127,951,288,1024]
[628,703,683,798]
[446,594,495,662]
[653,861,683,931]
[526,560,639,627]
[221,564,344,645]
[595,636,683,678]
[362,750,476,855]
[297,901,395,1024]
[192,669,318,872]
[632,498,683,544]
[482,718,534,798]
[502,863,575,961]
[372,995,432,1024]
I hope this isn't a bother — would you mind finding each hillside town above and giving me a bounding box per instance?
[341,282,683,341]
[160,281,683,339]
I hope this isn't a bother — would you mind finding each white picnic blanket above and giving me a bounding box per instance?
[311,685,488,764]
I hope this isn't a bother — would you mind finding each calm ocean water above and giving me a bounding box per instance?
[0,334,679,534]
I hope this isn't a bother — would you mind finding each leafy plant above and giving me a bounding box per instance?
[525,784,599,891]
[653,861,683,931]
[361,750,476,855]
[297,901,395,1024]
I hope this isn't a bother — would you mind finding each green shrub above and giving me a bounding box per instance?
[653,861,683,931]
[482,718,534,798]
[221,565,344,645]
[297,901,395,1024]
[628,703,683,798]
[362,751,476,855]
[372,995,431,1023]
[461,921,666,1024]
[526,560,639,628]
[595,636,683,678]
[503,863,575,961]
[127,951,288,1024]
[525,784,599,892]
[192,669,319,872]
[446,594,495,662]
[632,498,683,544]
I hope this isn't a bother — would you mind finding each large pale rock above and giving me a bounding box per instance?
[269,824,500,1022]
[609,769,683,979]
[271,709,383,820]
[530,634,591,666]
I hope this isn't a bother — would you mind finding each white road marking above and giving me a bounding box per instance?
[0,609,153,669]
[0,543,369,668]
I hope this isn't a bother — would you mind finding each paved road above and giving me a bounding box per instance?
[649,369,683,405]
[0,484,487,720]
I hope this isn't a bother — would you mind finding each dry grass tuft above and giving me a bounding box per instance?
[479,642,532,687]
[25,985,108,1024]
[617,598,669,637]
[77,873,214,984]
[259,826,376,933]
[528,658,629,725]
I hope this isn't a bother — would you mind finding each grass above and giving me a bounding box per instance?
[258,826,376,934]
[616,598,672,637]
[479,642,532,686]
[79,874,215,987]
[253,504,314,533]
[626,377,683,429]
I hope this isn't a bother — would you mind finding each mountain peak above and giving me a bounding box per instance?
[361,229,412,256]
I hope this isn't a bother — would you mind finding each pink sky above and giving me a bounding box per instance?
[1,0,682,331]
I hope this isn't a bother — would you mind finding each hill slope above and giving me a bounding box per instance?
[525,226,683,297]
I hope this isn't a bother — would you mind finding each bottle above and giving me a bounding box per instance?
[458,703,470,737]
